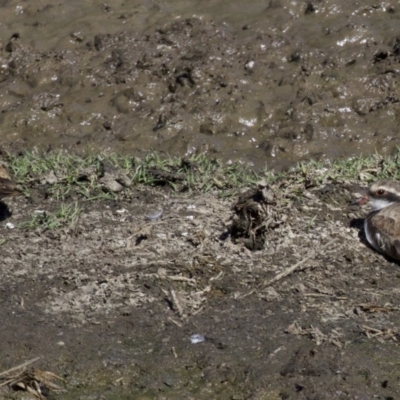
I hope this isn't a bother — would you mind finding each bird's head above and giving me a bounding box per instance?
[353,180,400,211]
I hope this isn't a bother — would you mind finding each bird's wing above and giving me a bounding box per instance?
[371,215,400,237]
[369,205,400,259]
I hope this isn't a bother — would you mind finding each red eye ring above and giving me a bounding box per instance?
[376,189,386,196]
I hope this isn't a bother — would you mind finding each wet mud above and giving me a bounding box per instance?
[0,2,400,168]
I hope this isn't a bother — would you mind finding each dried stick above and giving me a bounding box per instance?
[265,238,338,287]
[170,289,185,318]
[0,357,40,378]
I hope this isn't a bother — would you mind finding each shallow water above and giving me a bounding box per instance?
[0,0,400,169]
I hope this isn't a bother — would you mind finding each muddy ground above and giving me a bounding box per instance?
[1,2,400,168]
[0,174,400,399]
[1,1,400,399]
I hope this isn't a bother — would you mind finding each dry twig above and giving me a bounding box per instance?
[170,288,185,318]
[265,238,338,287]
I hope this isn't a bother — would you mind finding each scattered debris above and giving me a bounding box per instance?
[356,303,398,314]
[286,322,343,348]
[265,238,338,287]
[360,325,400,342]
[0,357,65,399]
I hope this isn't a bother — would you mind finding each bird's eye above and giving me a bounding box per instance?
[376,189,386,196]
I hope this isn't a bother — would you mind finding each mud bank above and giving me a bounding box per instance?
[0,2,400,169]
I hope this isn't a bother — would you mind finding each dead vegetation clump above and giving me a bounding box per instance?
[286,321,344,348]
[360,325,400,342]
[0,358,65,399]
[230,181,287,250]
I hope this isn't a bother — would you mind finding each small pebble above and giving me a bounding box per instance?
[190,334,205,344]
[145,209,163,221]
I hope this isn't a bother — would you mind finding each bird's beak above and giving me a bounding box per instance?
[351,195,369,206]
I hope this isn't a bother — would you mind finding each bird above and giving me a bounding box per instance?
[0,164,22,200]
[354,179,400,260]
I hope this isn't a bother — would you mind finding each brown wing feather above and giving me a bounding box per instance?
[371,215,400,237]
[368,204,400,259]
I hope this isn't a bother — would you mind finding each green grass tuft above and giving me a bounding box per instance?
[6,150,260,199]
[21,202,82,231]
[6,149,400,204]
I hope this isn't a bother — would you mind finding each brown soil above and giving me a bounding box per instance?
[1,2,400,169]
[1,1,400,398]
[0,176,400,399]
